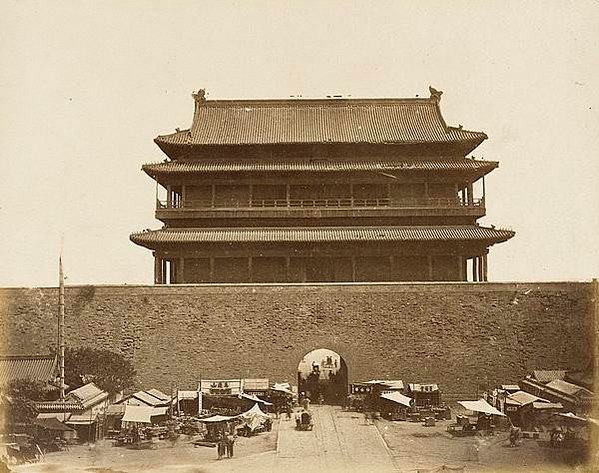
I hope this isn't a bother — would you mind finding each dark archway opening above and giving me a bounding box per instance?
[297,348,348,405]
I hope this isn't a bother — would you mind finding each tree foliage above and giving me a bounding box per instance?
[0,379,50,428]
[65,347,136,394]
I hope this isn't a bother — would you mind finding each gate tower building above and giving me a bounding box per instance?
[130,88,514,284]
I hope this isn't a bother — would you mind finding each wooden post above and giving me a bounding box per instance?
[458,255,464,281]
[169,260,176,284]
[166,185,172,208]
[209,257,214,282]
[58,253,65,400]
[467,183,474,206]
[162,259,168,284]
[181,185,186,208]
[286,183,290,206]
[472,257,478,282]
[211,185,216,208]
[285,257,290,282]
[248,257,253,282]
[351,256,356,282]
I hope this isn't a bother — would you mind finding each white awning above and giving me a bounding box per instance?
[458,399,505,416]
[198,414,238,423]
[239,393,273,405]
[121,405,158,423]
[380,392,414,408]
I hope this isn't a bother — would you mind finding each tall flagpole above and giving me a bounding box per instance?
[59,244,65,400]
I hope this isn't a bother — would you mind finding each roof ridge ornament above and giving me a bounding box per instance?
[429,86,443,103]
[192,88,207,103]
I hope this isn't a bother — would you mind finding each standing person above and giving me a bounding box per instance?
[226,429,237,458]
[216,429,225,460]
[285,402,292,420]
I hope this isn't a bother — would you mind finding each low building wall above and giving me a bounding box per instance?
[0,282,593,399]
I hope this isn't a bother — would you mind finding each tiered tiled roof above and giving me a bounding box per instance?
[142,158,498,177]
[130,225,514,248]
[154,96,487,150]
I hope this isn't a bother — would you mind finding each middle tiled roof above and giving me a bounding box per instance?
[142,158,498,176]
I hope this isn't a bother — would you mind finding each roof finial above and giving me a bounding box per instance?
[192,88,207,103]
[428,86,443,102]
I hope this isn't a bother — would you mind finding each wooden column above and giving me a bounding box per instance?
[467,183,474,205]
[248,257,253,282]
[211,185,216,208]
[181,185,186,208]
[482,254,488,282]
[169,260,176,284]
[209,257,214,282]
[424,182,429,197]
[478,256,484,282]
[427,255,434,281]
[249,184,253,206]
[472,257,478,282]
[285,257,290,282]
[162,259,167,284]
[154,256,162,285]
[166,186,172,208]
[351,256,356,282]
[458,256,464,281]
[286,184,290,205]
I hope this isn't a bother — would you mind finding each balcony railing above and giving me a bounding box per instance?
[157,197,484,210]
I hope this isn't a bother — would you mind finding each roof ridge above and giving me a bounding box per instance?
[196,97,438,107]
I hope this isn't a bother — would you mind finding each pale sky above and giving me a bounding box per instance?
[1,1,598,287]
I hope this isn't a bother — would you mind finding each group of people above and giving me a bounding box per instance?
[215,428,237,460]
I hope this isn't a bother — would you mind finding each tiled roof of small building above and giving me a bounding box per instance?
[142,158,498,176]
[130,225,514,248]
[0,354,57,386]
[154,96,487,147]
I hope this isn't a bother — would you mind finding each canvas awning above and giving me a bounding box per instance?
[238,403,272,432]
[198,414,238,423]
[380,392,414,408]
[239,393,273,405]
[532,402,563,410]
[458,399,505,416]
[507,391,549,407]
[272,383,293,395]
[121,405,163,424]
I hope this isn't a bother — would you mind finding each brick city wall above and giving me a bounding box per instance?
[0,282,594,399]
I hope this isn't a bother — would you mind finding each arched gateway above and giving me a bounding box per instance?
[297,348,348,405]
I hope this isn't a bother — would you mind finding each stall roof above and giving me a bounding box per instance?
[546,380,593,398]
[500,385,521,392]
[532,402,563,410]
[458,399,505,416]
[380,392,414,408]
[507,391,549,407]
[33,417,74,431]
[106,404,126,416]
[67,411,98,425]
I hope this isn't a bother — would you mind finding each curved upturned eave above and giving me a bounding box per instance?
[130,225,515,251]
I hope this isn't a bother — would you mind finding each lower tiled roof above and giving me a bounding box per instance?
[0,355,57,386]
[142,158,497,176]
[130,225,514,249]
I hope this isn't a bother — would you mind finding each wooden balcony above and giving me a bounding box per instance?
[155,197,486,220]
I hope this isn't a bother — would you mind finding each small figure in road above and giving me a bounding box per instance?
[225,430,237,458]
[285,402,293,420]
[216,430,226,460]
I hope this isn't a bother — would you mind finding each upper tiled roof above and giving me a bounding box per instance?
[142,158,498,176]
[154,95,487,149]
[130,225,514,248]
[0,354,57,386]
[533,370,566,384]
